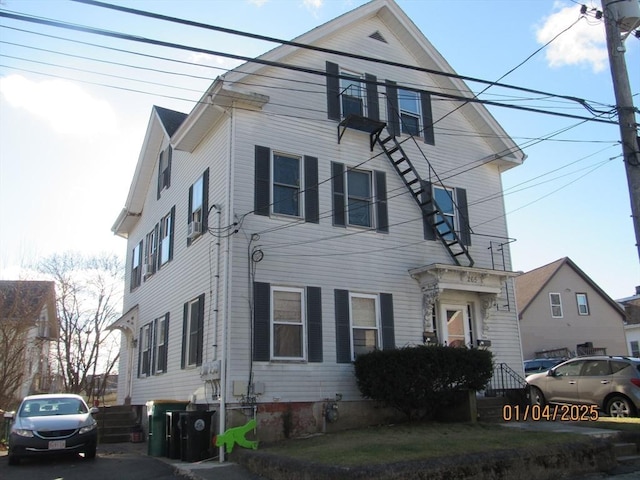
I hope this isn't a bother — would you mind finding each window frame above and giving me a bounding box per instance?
[182,295,204,369]
[272,152,303,217]
[340,70,366,118]
[576,293,589,316]
[158,146,171,193]
[188,170,209,243]
[349,292,381,360]
[144,227,157,278]
[630,341,639,357]
[270,286,306,361]
[398,88,422,136]
[549,293,563,318]
[131,241,143,291]
[140,323,152,377]
[159,209,173,266]
[154,314,168,374]
[346,168,373,228]
[432,185,456,240]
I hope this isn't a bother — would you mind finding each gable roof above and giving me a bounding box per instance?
[514,257,626,319]
[154,106,187,137]
[0,280,59,338]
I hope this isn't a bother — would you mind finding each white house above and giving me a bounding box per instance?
[110,0,525,444]
[618,287,640,357]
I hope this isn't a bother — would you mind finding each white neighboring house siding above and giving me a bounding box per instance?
[121,117,231,406]
[223,14,521,404]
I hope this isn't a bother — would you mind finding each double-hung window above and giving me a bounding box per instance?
[350,293,380,358]
[140,323,152,377]
[631,341,640,357]
[158,208,174,266]
[144,227,157,278]
[155,314,169,373]
[340,71,365,117]
[131,241,142,291]
[188,169,209,243]
[550,293,563,318]
[576,293,589,315]
[347,169,372,227]
[182,294,204,368]
[433,186,456,240]
[272,153,301,217]
[271,287,305,360]
[398,89,421,136]
[157,146,172,198]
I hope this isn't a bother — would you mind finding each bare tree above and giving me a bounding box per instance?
[38,252,123,402]
[0,311,30,409]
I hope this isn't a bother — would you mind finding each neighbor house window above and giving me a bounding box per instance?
[271,287,305,360]
[576,293,589,315]
[131,241,143,291]
[550,293,563,318]
[182,294,204,368]
[433,186,456,240]
[350,293,380,358]
[347,169,372,227]
[398,89,421,136]
[272,153,301,216]
[631,341,640,357]
[188,169,209,243]
[340,71,365,117]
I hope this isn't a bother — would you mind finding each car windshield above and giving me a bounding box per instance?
[19,398,88,417]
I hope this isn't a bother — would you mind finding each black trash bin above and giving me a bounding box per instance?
[146,400,189,457]
[179,411,215,462]
[165,411,182,459]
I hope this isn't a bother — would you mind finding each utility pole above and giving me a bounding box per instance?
[601,0,640,261]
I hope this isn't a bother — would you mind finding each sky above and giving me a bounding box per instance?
[0,0,638,301]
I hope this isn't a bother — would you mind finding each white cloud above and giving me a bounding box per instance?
[535,4,608,72]
[0,75,118,135]
[248,0,269,6]
[302,0,323,16]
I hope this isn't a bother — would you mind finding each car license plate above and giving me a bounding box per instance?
[48,440,66,450]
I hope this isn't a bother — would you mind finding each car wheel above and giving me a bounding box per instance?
[606,396,634,418]
[529,386,546,407]
[8,453,20,466]
[84,445,97,460]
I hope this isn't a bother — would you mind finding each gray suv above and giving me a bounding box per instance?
[526,356,640,417]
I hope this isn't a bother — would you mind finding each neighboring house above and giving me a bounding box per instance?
[0,281,59,406]
[617,286,640,357]
[515,258,627,361]
[109,0,526,442]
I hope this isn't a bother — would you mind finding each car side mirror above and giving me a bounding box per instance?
[90,407,99,415]
[547,369,556,377]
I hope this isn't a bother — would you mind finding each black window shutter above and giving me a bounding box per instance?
[326,61,340,120]
[254,145,271,216]
[157,149,164,200]
[253,282,270,361]
[307,286,323,362]
[138,327,143,377]
[331,162,345,227]
[196,293,205,366]
[187,184,193,247]
[151,319,157,375]
[365,73,379,121]
[334,289,351,363]
[375,170,388,233]
[420,92,435,145]
[202,168,209,232]
[421,180,436,240]
[304,156,319,223]
[385,80,400,137]
[169,206,175,262]
[456,187,471,246]
[166,146,172,188]
[181,302,188,369]
[380,293,395,350]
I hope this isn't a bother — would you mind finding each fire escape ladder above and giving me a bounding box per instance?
[377,134,474,267]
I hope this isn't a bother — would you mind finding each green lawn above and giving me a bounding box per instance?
[259,422,588,466]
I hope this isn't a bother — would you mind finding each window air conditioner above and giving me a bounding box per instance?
[142,263,154,277]
[188,221,202,239]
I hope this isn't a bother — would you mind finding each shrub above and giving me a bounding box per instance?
[354,345,493,420]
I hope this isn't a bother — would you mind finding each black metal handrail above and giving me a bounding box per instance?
[485,363,527,396]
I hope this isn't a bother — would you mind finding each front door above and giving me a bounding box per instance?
[440,304,471,348]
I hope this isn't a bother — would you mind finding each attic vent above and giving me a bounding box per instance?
[369,31,388,43]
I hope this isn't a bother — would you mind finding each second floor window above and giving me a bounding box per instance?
[273,153,301,217]
[576,293,589,315]
[131,241,142,291]
[347,170,372,227]
[182,294,204,368]
[272,287,305,360]
[550,293,563,318]
[433,186,456,240]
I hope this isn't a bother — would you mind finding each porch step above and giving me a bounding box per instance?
[613,442,640,465]
[476,396,507,423]
[94,405,137,444]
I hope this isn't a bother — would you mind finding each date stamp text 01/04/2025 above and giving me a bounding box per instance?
[502,404,599,422]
